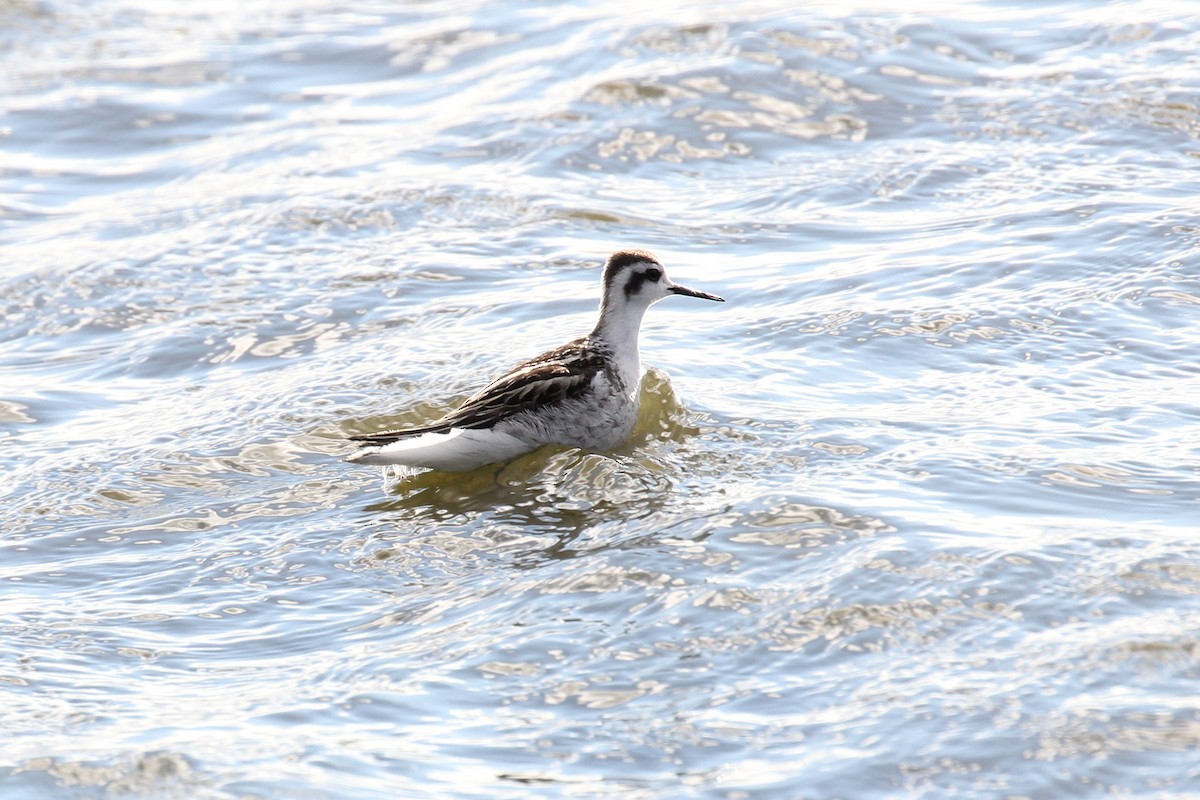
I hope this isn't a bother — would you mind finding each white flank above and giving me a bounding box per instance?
[346,428,533,472]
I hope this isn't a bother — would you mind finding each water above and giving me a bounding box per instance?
[2,0,1199,797]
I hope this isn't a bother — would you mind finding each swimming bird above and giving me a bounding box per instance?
[345,249,723,472]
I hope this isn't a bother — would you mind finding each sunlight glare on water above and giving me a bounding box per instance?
[2,0,1199,797]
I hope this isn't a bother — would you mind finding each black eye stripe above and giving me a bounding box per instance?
[623,266,665,298]
[623,272,646,299]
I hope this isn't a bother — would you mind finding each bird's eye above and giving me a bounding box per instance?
[644,268,662,281]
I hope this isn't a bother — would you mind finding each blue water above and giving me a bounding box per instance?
[2,1,1199,797]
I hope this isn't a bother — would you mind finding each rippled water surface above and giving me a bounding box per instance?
[3,0,1199,797]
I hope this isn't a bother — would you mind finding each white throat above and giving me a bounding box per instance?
[591,295,653,392]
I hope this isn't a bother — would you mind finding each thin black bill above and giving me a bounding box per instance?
[670,284,725,302]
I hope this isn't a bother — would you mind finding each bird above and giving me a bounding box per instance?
[345,249,724,472]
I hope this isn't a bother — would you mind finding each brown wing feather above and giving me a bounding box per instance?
[349,339,605,447]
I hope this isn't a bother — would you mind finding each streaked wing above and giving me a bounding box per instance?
[349,340,604,447]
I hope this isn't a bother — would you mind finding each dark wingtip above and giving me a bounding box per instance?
[346,429,407,446]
